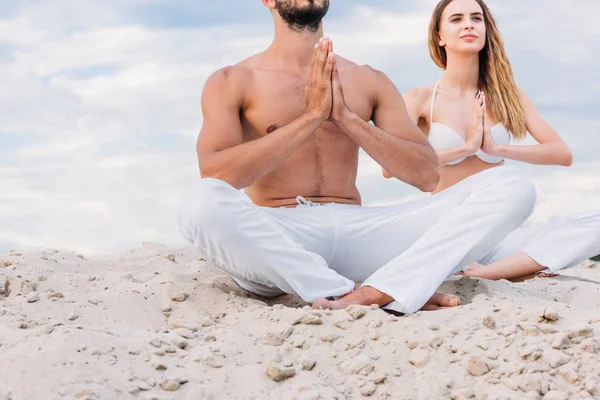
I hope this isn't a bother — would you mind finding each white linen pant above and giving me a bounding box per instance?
[178,166,536,314]
[480,210,600,273]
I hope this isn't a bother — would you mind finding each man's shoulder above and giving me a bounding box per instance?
[205,60,256,90]
[201,58,262,108]
[337,58,380,82]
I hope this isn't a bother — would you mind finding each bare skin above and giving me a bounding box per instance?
[385,0,572,282]
[313,287,460,311]
[199,4,439,205]
[198,0,456,311]
[460,257,554,282]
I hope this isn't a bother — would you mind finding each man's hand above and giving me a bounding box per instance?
[305,38,335,122]
[465,90,484,154]
[328,41,351,125]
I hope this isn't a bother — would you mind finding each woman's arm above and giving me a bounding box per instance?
[482,89,573,166]
[422,89,484,167]
[382,87,478,178]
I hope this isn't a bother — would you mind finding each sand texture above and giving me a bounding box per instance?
[1,243,599,400]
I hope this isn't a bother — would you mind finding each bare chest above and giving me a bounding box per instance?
[241,71,373,139]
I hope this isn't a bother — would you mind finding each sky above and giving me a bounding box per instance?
[0,0,599,255]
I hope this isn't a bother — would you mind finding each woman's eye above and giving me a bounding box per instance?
[451,18,461,22]
[473,17,482,21]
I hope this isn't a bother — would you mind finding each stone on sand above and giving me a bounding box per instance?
[266,364,295,382]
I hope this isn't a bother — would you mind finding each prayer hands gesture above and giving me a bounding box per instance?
[305,38,335,121]
[465,91,484,154]
[481,97,499,154]
[305,37,350,124]
[327,40,349,124]
[466,91,499,155]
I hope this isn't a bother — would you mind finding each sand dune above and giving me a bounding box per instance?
[1,243,599,400]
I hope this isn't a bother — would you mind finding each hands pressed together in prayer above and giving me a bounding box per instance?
[304,37,350,126]
[466,91,500,155]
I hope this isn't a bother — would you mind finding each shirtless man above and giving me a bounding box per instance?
[178,0,536,313]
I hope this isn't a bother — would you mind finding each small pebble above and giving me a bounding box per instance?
[170,293,189,302]
[151,358,167,371]
[160,379,180,391]
[360,382,377,397]
[202,355,224,368]
[174,328,194,339]
[408,347,430,368]
[27,293,40,303]
[265,364,295,381]
[482,316,496,329]
[541,307,559,322]
[302,358,316,371]
[346,305,367,320]
[466,356,491,376]
[293,313,323,325]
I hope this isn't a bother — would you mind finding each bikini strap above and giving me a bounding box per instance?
[429,80,441,124]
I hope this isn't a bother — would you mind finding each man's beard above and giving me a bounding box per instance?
[275,0,330,32]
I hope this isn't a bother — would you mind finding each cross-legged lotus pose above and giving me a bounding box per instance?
[178,0,536,314]
[388,0,600,282]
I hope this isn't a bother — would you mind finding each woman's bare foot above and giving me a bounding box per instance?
[466,262,555,282]
[536,272,554,278]
[312,286,461,312]
[463,253,552,282]
[464,262,488,278]
[509,271,555,282]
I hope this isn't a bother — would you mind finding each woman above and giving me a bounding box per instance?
[384,0,600,281]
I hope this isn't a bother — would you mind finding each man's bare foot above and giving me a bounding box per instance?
[312,286,460,312]
[420,292,461,311]
[313,286,391,310]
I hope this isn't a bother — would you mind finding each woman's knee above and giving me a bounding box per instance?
[503,178,537,218]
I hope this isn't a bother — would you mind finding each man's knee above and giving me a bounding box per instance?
[177,178,239,236]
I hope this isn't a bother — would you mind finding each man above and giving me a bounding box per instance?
[178,0,536,313]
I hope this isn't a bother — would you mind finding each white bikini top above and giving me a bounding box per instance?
[428,81,511,165]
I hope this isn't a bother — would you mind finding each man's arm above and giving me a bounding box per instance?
[331,64,439,192]
[382,88,424,179]
[198,41,335,189]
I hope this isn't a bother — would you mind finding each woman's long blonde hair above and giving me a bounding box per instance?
[428,0,526,139]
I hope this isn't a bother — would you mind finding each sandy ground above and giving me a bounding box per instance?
[0,243,599,400]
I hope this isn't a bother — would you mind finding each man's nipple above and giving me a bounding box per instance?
[266,125,278,134]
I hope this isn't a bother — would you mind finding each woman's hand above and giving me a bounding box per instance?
[465,91,484,154]
[481,94,500,155]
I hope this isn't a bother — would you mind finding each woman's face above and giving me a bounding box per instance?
[438,0,487,54]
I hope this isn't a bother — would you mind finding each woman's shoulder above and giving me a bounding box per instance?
[403,82,439,116]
